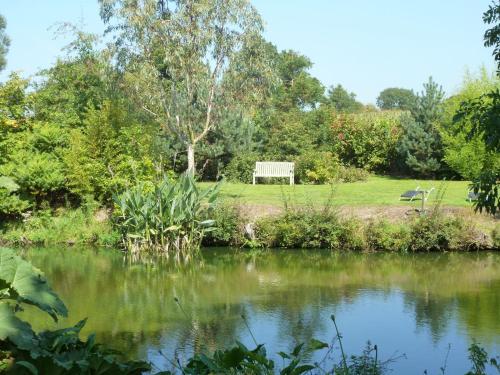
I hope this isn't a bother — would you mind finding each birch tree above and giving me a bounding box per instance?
[99,0,264,174]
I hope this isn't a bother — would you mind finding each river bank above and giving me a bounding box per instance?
[1,202,499,251]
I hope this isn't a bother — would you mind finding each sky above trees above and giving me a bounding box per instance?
[0,0,496,103]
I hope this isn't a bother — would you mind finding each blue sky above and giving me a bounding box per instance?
[0,0,496,103]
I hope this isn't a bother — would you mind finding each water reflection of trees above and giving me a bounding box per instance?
[21,247,500,358]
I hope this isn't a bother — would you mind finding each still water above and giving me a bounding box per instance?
[20,248,500,374]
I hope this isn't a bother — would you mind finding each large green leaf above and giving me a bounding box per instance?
[0,248,67,321]
[0,302,36,350]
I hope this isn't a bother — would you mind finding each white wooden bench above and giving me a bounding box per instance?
[253,162,295,185]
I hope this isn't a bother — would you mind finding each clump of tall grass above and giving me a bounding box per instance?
[113,173,220,259]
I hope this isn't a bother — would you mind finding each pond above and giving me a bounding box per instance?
[20,248,500,374]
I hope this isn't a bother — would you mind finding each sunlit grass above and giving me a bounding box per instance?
[199,176,473,208]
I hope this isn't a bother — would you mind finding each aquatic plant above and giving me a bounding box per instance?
[113,173,221,258]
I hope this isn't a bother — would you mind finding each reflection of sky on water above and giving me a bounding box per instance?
[23,248,500,374]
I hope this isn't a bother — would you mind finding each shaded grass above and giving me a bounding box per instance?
[199,176,474,208]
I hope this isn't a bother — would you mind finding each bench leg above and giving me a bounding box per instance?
[290,175,293,185]
[253,175,256,185]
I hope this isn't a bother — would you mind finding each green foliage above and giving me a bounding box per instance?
[0,248,150,374]
[202,203,245,247]
[397,114,442,176]
[255,207,365,250]
[1,124,68,199]
[32,31,107,129]
[294,151,369,184]
[0,14,9,72]
[484,0,500,74]
[113,173,220,256]
[272,50,324,111]
[449,3,500,215]
[440,68,499,180]
[330,111,403,172]
[264,110,315,158]
[0,176,30,218]
[337,165,370,183]
[376,87,417,111]
[324,84,363,113]
[0,74,70,208]
[492,224,500,248]
[408,210,484,252]
[0,205,118,247]
[160,314,388,375]
[223,152,260,183]
[465,342,500,375]
[0,73,32,168]
[100,0,266,173]
[295,151,341,184]
[365,220,410,252]
[0,122,68,202]
[64,100,159,202]
[397,77,445,177]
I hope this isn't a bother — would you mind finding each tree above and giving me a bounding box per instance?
[484,0,500,74]
[397,77,444,177]
[324,84,363,113]
[376,87,417,111]
[0,14,9,72]
[99,0,264,174]
[273,50,324,111]
[440,68,498,181]
[450,1,500,214]
[397,114,441,176]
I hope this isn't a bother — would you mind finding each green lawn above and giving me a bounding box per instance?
[200,176,474,208]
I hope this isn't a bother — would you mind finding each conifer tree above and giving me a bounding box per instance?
[397,77,444,177]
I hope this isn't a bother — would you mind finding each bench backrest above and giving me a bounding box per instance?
[254,162,294,177]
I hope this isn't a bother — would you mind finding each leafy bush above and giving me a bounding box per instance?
[64,100,162,202]
[337,165,370,182]
[294,152,369,184]
[223,151,260,183]
[440,67,500,180]
[408,211,484,251]
[0,123,69,202]
[114,174,220,257]
[0,176,30,218]
[330,111,403,172]
[365,220,410,252]
[0,248,150,374]
[255,208,366,250]
[202,202,245,246]
[0,206,118,247]
[295,151,340,184]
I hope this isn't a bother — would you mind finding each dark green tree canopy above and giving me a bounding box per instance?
[449,0,500,214]
[376,87,417,111]
[484,0,500,74]
[412,77,445,124]
[397,77,444,177]
[273,50,324,111]
[324,84,363,113]
[0,14,10,72]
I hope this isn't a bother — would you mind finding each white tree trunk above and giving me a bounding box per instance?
[187,143,195,175]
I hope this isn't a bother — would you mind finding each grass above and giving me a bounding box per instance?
[199,176,473,208]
